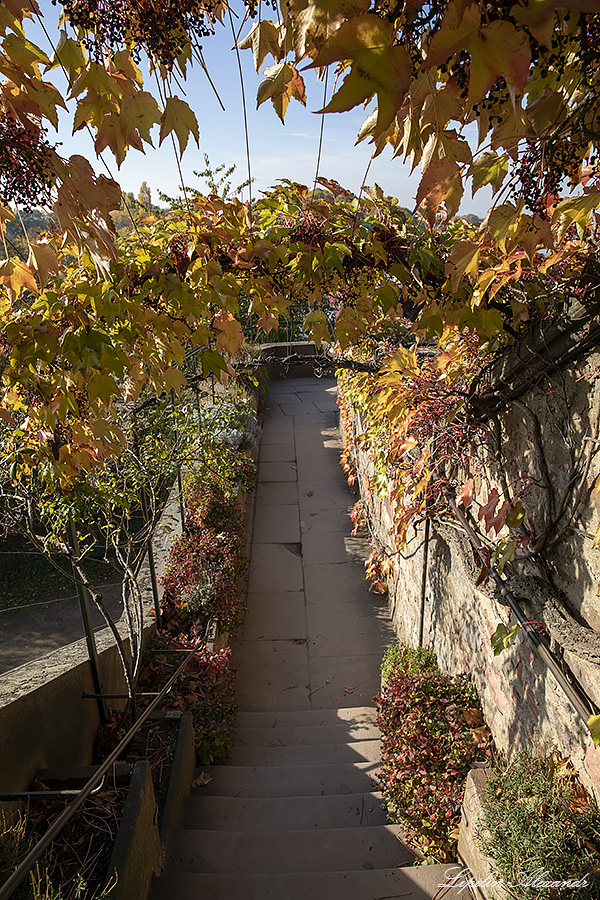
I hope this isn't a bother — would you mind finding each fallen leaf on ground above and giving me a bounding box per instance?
[192,772,212,787]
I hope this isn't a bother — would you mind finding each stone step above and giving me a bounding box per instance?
[182,792,387,831]
[234,721,380,748]
[230,739,381,767]
[190,762,381,798]
[166,825,415,875]
[151,866,465,900]
[235,706,378,729]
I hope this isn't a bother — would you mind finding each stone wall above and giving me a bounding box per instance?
[346,345,600,798]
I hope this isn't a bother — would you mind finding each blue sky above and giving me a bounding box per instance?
[32,2,493,214]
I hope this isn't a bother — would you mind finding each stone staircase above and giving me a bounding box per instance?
[153,706,461,900]
[151,377,465,900]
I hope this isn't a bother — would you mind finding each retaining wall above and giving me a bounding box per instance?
[344,345,600,797]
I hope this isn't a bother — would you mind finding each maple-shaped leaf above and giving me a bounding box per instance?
[46,33,86,77]
[94,113,128,166]
[424,1,480,67]
[303,309,330,347]
[445,239,479,292]
[310,15,411,134]
[120,91,161,145]
[159,97,199,154]
[483,202,519,253]
[467,20,530,106]
[415,156,464,226]
[0,258,38,296]
[511,0,600,48]
[257,62,306,122]
[238,19,283,72]
[468,151,509,196]
[553,191,600,241]
[27,242,59,289]
[457,477,474,510]
[214,311,243,356]
[477,488,499,529]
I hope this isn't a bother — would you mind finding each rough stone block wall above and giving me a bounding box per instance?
[347,357,600,798]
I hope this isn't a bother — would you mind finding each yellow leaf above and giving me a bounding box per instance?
[214,311,243,356]
[467,20,530,106]
[0,258,38,296]
[445,239,479,292]
[483,203,519,253]
[588,714,600,748]
[311,16,411,134]
[238,19,283,72]
[257,62,306,123]
[120,90,161,144]
[159,97,200,155]
[468,151,509,196]
[27,242,60,289]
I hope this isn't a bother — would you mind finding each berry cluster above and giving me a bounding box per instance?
[513,140,585,217]
[287,213,328,250]
[56,0,219,67]
[0,114,55,209]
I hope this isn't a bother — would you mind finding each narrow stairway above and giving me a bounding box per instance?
[152,376,463,900]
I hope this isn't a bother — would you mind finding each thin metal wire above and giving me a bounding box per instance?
[228,5,254,221]
[311,69,329,202]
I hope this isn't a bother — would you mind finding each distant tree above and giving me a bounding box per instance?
[138,181,152,211]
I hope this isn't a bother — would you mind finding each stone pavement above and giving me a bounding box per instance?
[152,376,464,900]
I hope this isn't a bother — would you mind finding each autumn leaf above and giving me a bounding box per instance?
[468,152,509,196]
[310,16,411,134]
[483,203,519,253]
[457,477,474,510]
[477,488,499,529]
[257,62,306,122]
[88,372,120,407]
[120,90,161,145]
[415,157,464,226]
[445,239,479,292]
[467,20,530,106]
[424,1,480,67]
[159,97,200,154]
[511,0,600,48]
[238,19,283,72]
[588,714,600,749]
[214,311,243,356]
[27,242,59,289]
[0,258,38,296]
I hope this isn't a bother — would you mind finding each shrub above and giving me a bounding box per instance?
[377,643,490,862]
[477,749,600,899]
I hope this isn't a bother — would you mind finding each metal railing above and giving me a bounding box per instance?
[0,619,216,900]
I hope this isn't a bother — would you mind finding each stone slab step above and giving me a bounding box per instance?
[182,792,387,831]
[191,762,380,798]
[230,739,381,766]
[152,866,465,900]
[235,706,378,729]
[234,721,380,748]
[167,825,415,875]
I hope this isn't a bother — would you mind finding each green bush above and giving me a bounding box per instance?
[477,749,600,899]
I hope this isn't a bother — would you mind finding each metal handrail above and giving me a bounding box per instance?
[0,620,214,900]
[449,498,597,727]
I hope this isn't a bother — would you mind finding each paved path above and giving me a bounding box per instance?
[152,377,462,900]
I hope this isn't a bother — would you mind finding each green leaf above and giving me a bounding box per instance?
[159,97,200,154]
[468,152,509,196]
[505,500,526,529]
[88,372,120,407]
[200,349,228,379]
[588,714,600,749]
[491,621,520,656]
